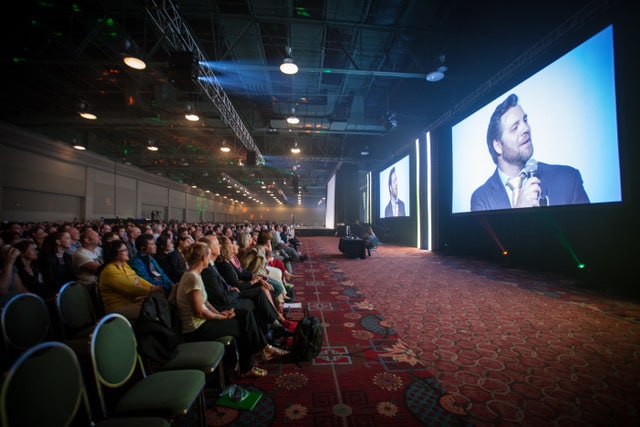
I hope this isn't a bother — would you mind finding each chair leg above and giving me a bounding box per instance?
[198,390,207,427]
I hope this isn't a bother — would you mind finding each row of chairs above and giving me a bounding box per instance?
[1,284,228,426]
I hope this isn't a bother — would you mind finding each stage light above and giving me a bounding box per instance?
[280,46,298,75]
[220,141,231,152]
[122,39,147,70]
[287,107,300,125]
[147,140,159,151]
[78,100,97,120]
[184,103,199,121]
[291,141,301,154]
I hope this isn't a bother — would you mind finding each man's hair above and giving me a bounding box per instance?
[486,93,519,165]
[135,233,155,252]
[80,229,95,243]
[388,167,396,189]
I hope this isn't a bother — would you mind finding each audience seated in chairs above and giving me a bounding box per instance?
[128,234,173,295]
[241,230,288,305]
[170,241,288,380]
[154,234,186,284]
[71,228,103,288]
[39,231,76,294]
[0,242,28,308]
[13,239,55,301]
[98,240,165,320]
[213,235,284,327]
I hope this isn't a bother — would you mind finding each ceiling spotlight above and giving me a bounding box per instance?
[123,55,146,70]
[384,111,398,130]
[360,145,370,156]
[122,39,146,70]
[426,65,447,82]
[220,141,231,152]
[426,54,447,82]
[291,141,301,154]
[287,107,300,125]
[280,46,298,75]
[184,103,199,121]
[71,139,86,151]
[78,100,97,120]
[147,140,159,151]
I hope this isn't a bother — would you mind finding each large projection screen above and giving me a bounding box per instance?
[451,25,620,214]
[379,155,411,218]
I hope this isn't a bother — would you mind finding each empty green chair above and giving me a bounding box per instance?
[1,292,52,365]
[56,281,98,340]
[0,340,170,427]
[89,313,206,425]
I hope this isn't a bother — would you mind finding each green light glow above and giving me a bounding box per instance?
[295,7,310,17]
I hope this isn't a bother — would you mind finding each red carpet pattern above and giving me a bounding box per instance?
[327,238,640,426]
[189,237,472,426]
[181,236,640,426]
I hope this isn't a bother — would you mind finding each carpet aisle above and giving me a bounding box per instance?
[186,236,639,426]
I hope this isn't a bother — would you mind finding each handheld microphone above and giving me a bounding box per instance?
[525,158,538,178]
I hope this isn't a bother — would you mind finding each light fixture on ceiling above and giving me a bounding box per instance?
[360,145,370,156]
[220,141,231,152]
[286,107,300,125]
[291,141,301,154]
[122,39,147,70]
[383,111,398,130]
[426,54,447,82]
[280,46,298,75]
[78,100,97,120]
[147,140,159,151]
[71,138,86,151]
[184,103,199,121]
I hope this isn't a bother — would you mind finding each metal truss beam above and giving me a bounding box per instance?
[145,0,263,162]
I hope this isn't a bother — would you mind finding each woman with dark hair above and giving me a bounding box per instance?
[39,231,76,292]
[1,243,28,307]
[154,234,186,283]
[13,239,54,300]
[98,240,164,320]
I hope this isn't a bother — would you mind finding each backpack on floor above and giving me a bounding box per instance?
[290,311,323,363]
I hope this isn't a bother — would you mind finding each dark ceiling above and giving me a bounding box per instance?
[1,0,602,207]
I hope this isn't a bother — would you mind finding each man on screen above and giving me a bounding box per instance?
[384,167,406,217]
[470,94,589,211]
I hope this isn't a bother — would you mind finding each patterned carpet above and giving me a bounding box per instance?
[182,236,640,426]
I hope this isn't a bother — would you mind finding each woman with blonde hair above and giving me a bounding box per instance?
[172,241,286,379]
[215,235,284,324]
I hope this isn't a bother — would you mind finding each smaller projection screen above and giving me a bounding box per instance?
[451,25,621,214]
[379,154,411,218]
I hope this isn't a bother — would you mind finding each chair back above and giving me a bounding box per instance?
[56,281,98,339]
[90,313,142,416]
[90,282,106,318]
[0,341,91,427]
[1,293,52,362]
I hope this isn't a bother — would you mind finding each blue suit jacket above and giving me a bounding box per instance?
[470,162,589,212]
